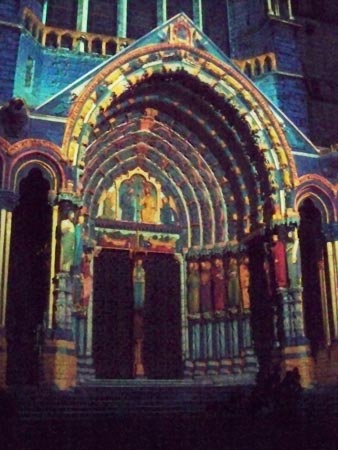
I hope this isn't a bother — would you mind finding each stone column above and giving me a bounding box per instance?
[42,0,48,24]
[77,0,89,32]
[157,0,167,26]
[273,226,314,387]
[0,190,19,388]
[192,0,203,29]
[117,0,128,38]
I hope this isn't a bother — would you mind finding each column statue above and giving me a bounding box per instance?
[60,210,75,272]
[212,258,226,312]
[73,214,85,270]
[227,257,240,308]
[199,260,213,314]
[239,256,250,310]
[271,234,288,288]
[187,261,200,315]
[286,228,302,289]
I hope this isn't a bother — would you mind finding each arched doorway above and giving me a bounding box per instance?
[299,198,331,354]
[92,249,181,379]
[6,168,52,385]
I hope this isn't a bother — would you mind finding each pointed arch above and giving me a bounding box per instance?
[5,139,68,192]
[295,174,337,223]
[63,43,298,190]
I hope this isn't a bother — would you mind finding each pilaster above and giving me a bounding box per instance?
[0,190,18,389]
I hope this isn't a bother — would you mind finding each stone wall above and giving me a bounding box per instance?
[0,24,20,104]
[297,19,338,146]
[14,32,106,108]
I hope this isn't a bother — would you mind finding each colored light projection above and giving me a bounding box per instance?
[96,229,180,253]
[96,169,178,226]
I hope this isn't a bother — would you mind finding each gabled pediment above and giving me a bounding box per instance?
[34,13,239,117]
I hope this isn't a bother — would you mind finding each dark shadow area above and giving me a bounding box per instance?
[1,378,337,450]
[6,168,52,386]
[299,198,326,355]
[93,249,134,379]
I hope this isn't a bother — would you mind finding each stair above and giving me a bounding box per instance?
[10,380,252,421]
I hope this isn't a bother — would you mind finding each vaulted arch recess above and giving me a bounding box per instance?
[64,42,298,249]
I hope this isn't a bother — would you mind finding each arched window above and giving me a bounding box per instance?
[92,38,103,55]
[45,31,58,48]
[263,56,273,72]
[106,40,117,56]
[61,33,73,50]
[244,62,252,78]
[254,59,261,77]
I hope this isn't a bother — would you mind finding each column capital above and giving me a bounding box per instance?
[0,190,19,211]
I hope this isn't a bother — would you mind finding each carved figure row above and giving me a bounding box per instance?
[187,256,250,316]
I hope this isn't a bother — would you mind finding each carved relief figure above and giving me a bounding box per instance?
[101,190,116,220]
[200,260,213,313]
[239,256,250,310]
[286,228,301,289]
[81,253,93,312]
[160,196,178,225]
[187,261,200,315]
[120,183,136,221]
[133,258,146,310]
[212,258,226,312]
[132,257,146,378]
[140,184,157,223]
[271,234,288,288]
[227,257,240,307]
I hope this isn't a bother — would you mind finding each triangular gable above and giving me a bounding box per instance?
[34,12,319,158]
[34,13,240,116]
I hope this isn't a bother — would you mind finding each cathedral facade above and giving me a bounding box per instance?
[0,0,337,390]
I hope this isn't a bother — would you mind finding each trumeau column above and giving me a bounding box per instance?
[117,0,128,38]
[157,0,167,25]
[0,191,19,327]
[192,0,203,29]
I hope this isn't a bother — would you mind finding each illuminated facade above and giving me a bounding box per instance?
[0,0,337,390]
